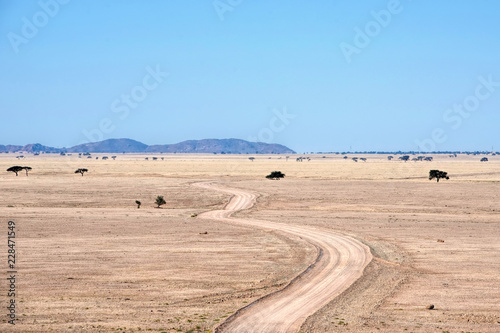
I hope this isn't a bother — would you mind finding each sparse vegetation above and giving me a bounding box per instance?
[155,195,166,208]
[23,166,32,176]
[7,166,32,176]
[7,166,24,176]
[429,170,449,182]
[75,168,88,176]
[3,153,498,332]
[266,171,285,180]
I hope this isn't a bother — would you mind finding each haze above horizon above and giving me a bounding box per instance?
[1,1,499,152]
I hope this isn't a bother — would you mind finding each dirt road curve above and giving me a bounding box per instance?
[194,182,372,333]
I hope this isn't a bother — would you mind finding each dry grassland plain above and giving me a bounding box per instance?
[0,153,499,332]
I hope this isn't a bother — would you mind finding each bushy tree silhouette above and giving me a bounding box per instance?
[429,170,449,182]
[75,168,88,176]
[155,196,166,208]
[7,166,24,176]
[266,171,285,180]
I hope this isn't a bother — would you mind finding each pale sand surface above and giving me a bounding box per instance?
[195,182,371,333]
[0,153,499,332]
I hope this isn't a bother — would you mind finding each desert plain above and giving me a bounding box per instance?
[0,153,499,333]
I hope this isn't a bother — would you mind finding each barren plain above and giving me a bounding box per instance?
[1,153,499,332]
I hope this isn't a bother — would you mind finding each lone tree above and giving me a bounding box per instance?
[266,171,285,180]
[480,157,488,162]
[7,166,24,176]
[155,195,166,208]
[135,200,141,209]
[249,157,255,162]
[23,166,32,176]
[387,156,394,160]
[429,170,449,182]
[75,168,88,176]
[399,155,410,162]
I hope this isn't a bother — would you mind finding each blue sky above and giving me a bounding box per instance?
[1,1,499,152]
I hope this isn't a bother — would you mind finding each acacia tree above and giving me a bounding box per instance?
[155,195,166,208]
[399,155,410,162]
[23,166,32,176]
[75,168,88,176]
[266,171,285,180]
[249,157,255,162]
[7,166,24,176]
[429,170,449,182]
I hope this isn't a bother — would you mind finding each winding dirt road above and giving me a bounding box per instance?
[194,182,372,333]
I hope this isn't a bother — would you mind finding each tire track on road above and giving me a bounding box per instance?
[194,182,372,333]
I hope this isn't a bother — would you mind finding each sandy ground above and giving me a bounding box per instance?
[195,182,371,333]
[1,153,499,332]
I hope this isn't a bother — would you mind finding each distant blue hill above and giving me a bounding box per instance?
[0,138,296,154]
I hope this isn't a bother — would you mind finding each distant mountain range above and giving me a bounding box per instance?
[0,138,296,154]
